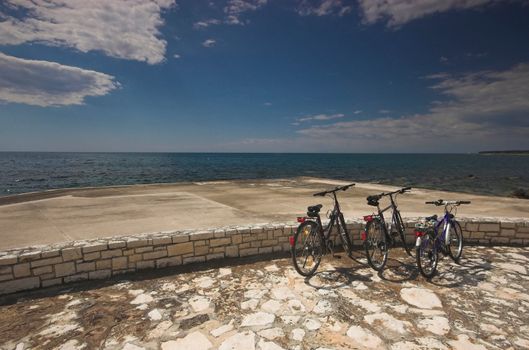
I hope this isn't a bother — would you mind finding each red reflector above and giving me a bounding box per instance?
[361,231,367,240]
[415,231,424,237]
[297,217,306,223]
[289,236,295,246]
[363,215,373,222]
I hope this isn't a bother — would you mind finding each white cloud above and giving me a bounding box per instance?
[173,53,181,58]
[264,102,272,106]
[193,18,221,29]
[0,0,175,64]
[0,52,119,107]
[224,0,268,25]
[295,63,529,151]
[297,113,345,122]
[353,110,362,114]
[202,39,216,47]
[357,0,504,27]
[296,0,352,17]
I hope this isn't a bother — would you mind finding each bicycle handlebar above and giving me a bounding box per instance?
[313,183,355,197]
[425,199,471,206]
[367,187,412,200]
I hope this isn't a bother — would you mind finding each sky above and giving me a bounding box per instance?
[0,0,529,153]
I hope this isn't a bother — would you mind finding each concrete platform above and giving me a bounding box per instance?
[0,177,528,250]
[1,246,528,349]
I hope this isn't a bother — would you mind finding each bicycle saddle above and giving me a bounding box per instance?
[425,215,438,221]
[307,204,322,212]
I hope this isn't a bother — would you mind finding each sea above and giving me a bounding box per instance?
[0,152,528,198]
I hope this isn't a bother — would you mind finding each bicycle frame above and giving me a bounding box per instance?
[314,192,347,247]
[373,194,403,241]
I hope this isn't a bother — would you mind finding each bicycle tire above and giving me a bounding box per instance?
[416,232,438,278]
[338,214,353,257]
[447,220,464,263]
[395,210,414,257]
[364,218,388,271]
[292,221,324,277]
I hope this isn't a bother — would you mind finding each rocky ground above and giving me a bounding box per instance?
[1,246,528,350]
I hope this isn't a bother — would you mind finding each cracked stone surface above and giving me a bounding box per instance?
[1,246,529,349]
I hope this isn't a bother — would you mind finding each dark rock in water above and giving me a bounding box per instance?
[467,174,476,178]
[512,188,529,199]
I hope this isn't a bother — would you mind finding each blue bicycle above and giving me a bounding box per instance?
[415,199,470,278]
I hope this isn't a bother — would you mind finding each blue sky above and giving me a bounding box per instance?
[0,0,528,152]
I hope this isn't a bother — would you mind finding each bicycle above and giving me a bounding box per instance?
[415,199,471,278]
[361,187,414,272]
[290,183,355,277]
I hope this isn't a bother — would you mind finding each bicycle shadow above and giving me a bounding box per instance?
[377,256,419,283]
[303,264,372,290]
[427,256,493,288]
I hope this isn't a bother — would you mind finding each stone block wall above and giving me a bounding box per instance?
[1,219,528,295]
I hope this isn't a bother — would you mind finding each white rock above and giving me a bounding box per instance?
[161,331,212,350]
[364,313,411,334]
[287,300,305,313]
[447,334,487,350]
[271,287,296,300]
[148,309,163,321]
[265,264,280,272]
[15,344,25,350]
[211,323,234,337]
[194,276,216,289]
[258,327,284,340]
[291,328,305,341]
[313,300,332,314]
[304,318,321,331]
[147,321,173,340]
[418,316,450,335]
[241,312,275,327]
[136,304,149,311]
[58,340,86,350]
[131,294,154,305]
[189,296,211,313]
[280,315,300,325]
[245,289,268,299]
[219,331,256,350]
[219,268,232,276]
[400,288,442,309]
[129,289,144,296]
[346,326,383,348]
[241,299,260,310]
[122,344,145,350]
[257,339,285,350]
[497,263,527,275]
[261,300,282,314]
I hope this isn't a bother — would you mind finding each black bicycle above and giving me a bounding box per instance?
[362,187,414,272]
[290,183,355,277]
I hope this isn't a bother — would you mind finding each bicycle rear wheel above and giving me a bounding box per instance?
[447,220,463,263]
[364,219,388,271]
[395,210,414,256]
[416,233,438,278]
[292,221,324,277]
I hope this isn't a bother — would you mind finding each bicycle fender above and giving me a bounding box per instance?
[415,237,422,247]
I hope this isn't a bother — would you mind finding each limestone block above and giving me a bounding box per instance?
[112,257,128,270]
[82,243,108,253]
[89,270,111,280]
[61,248,83,262]
[0,277,40,294]
[13,263,31,278]
[167,242,194,256]
[55,262,76,277]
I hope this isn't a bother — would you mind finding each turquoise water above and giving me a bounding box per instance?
[0,152,528,197]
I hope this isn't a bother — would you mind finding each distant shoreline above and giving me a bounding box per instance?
[479,150,529,156]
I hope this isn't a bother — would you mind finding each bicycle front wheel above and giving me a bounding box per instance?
[339,214,353,257]
[364,219,388,271]
[292,221,324,277]
[447,220,463,263]
[395,210,414,257]
[416,233,438,278]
